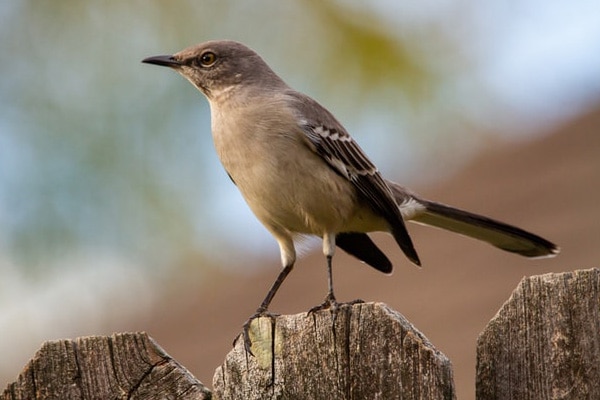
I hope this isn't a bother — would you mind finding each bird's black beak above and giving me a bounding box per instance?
[142,55,182,67]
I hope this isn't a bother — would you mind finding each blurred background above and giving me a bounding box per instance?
[1,1,599,398]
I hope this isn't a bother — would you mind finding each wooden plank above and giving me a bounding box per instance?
[1,332,211,400]
[476,268,600,399]
[214,302,455,399]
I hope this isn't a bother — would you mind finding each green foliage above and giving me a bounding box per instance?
[306,0,433,102]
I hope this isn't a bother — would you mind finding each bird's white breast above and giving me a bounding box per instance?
[208,95,385,236]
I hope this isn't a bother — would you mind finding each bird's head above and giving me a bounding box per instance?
[142,40,286,101]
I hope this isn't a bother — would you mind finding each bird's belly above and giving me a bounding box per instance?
[238,159,348,234]
[223,145,385,236]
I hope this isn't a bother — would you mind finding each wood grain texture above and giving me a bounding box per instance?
[1,332,211,400]
[476,268,600,399]
[213,302,455,399]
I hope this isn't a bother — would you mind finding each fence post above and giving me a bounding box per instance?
[476,268,600,399]
[214,302,455,399]
[1,332,211,400]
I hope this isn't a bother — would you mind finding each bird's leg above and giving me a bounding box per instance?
[308,256,339,308]
[238,236,296,354]
[309,233,341,314]
[240,262,294,354]
[325,253,337,305]
[308,254,342,314]
[309,233,365,316]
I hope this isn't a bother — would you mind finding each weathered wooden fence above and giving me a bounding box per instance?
[2,268,598,399]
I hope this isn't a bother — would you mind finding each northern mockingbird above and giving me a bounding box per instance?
[143,40,558,345]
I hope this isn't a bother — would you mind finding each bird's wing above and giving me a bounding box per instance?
[289,91,420,266]
[301,124,389,206]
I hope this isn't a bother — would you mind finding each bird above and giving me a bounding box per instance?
[142,40,559,349]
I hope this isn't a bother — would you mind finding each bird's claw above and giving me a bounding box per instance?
[308,296,365,316]
[308,292,339,315]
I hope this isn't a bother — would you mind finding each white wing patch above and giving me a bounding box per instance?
[303,124,378,180]
[314,125,351,142]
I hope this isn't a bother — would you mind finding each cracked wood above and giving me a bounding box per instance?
[0,332,211,400]
[213,302,456,399]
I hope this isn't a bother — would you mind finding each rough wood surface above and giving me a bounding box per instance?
[213,302,455,399]
[476,268,600,399]
[1,332,211,400]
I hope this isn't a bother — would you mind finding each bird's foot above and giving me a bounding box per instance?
[308,292,340,315]
[308,296,365,316]
[236,308,279,355]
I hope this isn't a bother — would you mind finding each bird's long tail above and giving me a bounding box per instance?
[386,181,560,258]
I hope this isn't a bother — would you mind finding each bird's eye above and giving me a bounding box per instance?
[199,51,217,67]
